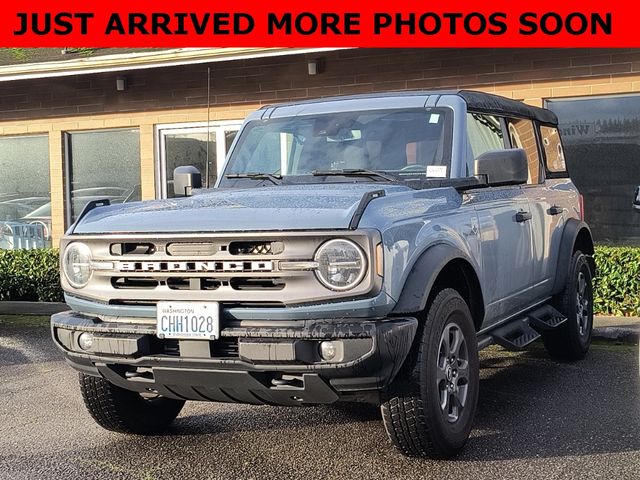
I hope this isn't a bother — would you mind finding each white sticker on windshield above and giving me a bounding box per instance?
[426,165,447,178]
[429,114,440,124]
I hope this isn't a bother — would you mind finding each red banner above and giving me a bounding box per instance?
[1,1,636,47]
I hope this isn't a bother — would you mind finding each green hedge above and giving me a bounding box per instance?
[0,246,638,315]
[0,249,63,302]
[593,246,640,317]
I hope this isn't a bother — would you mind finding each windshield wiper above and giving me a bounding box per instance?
[225,172,282,185]
[311,169,400,183]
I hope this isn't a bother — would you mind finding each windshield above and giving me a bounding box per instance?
[219,108,452,186]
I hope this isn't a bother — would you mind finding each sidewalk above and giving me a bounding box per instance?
[594,316,640,343]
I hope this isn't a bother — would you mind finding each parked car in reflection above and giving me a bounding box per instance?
[0,196,49,221]
[0,185,141,250]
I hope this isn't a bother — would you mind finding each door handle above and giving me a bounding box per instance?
[548,205,564,216]
[516,211,532,222]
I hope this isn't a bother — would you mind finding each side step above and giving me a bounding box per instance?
[487,304,567,351]
[527,305,567,330]
[491,320,541,350]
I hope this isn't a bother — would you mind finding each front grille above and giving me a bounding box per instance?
[63,232,376,306]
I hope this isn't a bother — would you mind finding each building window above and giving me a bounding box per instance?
[64,129,141,225]
[156,122,241,198]
[0,135,50,249]
[547,94,640,245]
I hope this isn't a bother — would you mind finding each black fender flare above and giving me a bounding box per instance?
[552,219,595,294]
[391,243,483,316]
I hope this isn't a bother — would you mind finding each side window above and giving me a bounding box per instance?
[505,118,542,184]
[539,125,567,174]
[466,113,504,175]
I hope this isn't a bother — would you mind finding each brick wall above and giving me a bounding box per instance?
[2,47,640,244]
[2,48,640,121]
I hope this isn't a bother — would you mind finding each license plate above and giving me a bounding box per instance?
[156,302,219,340]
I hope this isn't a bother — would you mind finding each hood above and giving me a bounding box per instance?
[72,184,412,234]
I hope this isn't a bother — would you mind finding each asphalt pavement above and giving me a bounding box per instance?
[1,317,638,480]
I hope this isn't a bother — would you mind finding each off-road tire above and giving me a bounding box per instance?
[79,373,185,434]
[381,288,479,458]
[543,250,594,361]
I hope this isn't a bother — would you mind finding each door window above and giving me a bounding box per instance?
[506,118,542,184]
[157,122,241,198]
[465,113,504,176]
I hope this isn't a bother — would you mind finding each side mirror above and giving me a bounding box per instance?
[173,166,202,197]
[474,149,528,187]
[634,185,640,212]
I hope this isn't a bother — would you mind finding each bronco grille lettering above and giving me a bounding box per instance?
[117,261,274,273]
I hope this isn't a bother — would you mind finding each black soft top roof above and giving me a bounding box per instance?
[458,90,557,125]
[262,89,558,125]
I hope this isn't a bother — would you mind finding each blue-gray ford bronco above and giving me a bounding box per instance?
[52,91,595,458]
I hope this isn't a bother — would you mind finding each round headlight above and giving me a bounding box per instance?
[314,239,367,291]
[62,242,92,288]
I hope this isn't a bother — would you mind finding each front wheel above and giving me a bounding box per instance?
[543,250,594,361]
[79,373,185,434]
[381,288,479,458]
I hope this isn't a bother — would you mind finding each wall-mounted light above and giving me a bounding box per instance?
[116,76,127,91]
[307,59,318,76]
[308,58,325,76]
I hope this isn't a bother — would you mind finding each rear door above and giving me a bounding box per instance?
[508,120,568,300]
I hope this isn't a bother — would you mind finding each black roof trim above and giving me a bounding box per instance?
[458,90,557,124]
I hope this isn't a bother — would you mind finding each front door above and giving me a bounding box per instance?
[468,187,534,327]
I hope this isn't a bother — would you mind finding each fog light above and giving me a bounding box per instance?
[319,341,337,361]
[78,332,93,351]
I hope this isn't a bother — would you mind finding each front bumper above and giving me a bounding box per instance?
[51,311,417,406]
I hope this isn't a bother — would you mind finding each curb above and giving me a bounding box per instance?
[0,301,69,316]
[593,326,640,343]
[593,316,640,343]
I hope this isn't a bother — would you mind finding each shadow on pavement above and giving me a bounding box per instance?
[461,345,640,460]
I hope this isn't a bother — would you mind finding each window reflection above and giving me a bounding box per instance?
[547,95,640,245]
[66,129,141,223]
[0,135,50,249]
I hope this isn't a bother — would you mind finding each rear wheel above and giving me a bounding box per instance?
[79,373,185,434]
[381,288,479,458]
[543,251,593,361]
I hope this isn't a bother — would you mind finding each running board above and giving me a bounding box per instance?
[486,304,567,351]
